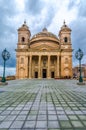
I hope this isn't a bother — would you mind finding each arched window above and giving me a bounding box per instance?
[22,37,25,42]
[64,37,68,43]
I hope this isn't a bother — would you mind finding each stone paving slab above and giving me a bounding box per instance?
[0,79,86,130]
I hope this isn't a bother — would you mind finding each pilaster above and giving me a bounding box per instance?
[29,55,32,79]
[38,56,41,78]
[47,55,50,79]
[25,56,28,78]
[16,56,19,79]
[57,56,60,77]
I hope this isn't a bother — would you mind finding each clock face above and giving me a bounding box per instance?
[75,49,83,60]
[2,49,10,60]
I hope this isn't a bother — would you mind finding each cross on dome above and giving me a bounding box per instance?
[24,20,26,25]
[64,20,66,25]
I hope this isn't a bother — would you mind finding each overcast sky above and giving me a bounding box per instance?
[0,0,86,76]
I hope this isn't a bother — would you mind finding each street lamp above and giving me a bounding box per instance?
[75,48,84,84]
[1,48,10,83]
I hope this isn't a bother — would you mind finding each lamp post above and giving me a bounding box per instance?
[75,48,85,85]
[1,48,10,83]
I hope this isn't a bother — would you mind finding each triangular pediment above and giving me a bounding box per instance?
[30,43,59,51]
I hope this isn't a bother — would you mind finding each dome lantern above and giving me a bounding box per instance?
[42,27,47,32]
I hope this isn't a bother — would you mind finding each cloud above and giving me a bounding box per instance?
[68,0,80,9]
[70,12,86,66]
[25,0,44,15]
[0,0,86,76]
[0,0,17,16]
[78,0,86,17]
[0,65,16,76]
[15,0,26,12]
[0,0,18,70]
[24,0,58,36]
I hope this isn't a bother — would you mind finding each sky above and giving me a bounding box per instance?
[0,0,86,76]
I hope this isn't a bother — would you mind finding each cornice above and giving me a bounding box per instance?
[61,49,73,52]
[15,49,28,52]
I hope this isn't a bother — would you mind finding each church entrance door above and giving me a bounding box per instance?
[42,69,47,78]
[51,71,54,78]
[35,72,38,78]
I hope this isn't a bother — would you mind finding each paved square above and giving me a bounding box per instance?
[0,79,86,130]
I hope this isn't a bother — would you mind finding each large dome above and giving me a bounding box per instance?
[30,28,59,44]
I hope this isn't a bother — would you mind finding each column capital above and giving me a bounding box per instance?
[48,55,50,57]
[29,55,32,57]
[39,55,41,58]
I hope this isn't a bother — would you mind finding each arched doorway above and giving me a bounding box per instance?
[42,69,47,78]
[51,71,54,78]
[34,72,38,78]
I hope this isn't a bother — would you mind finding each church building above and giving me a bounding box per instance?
[16,21,73,79]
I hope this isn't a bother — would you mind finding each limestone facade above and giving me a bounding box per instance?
[16,21,73,79]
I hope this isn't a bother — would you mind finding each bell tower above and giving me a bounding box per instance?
[59,21,73,78]
[59,21,71,45]
[59,21,71,44]
[16,21,31,79]
[17,21,31,49]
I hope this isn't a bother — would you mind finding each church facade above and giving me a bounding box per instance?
[16,21,73,79]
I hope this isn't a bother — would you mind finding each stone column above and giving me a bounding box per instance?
[38,55,41,78]
[16,56,19,79]
[29,55,32,79]
[57,56,59,77]
[48,55,50,79]
[25,56,28,78]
